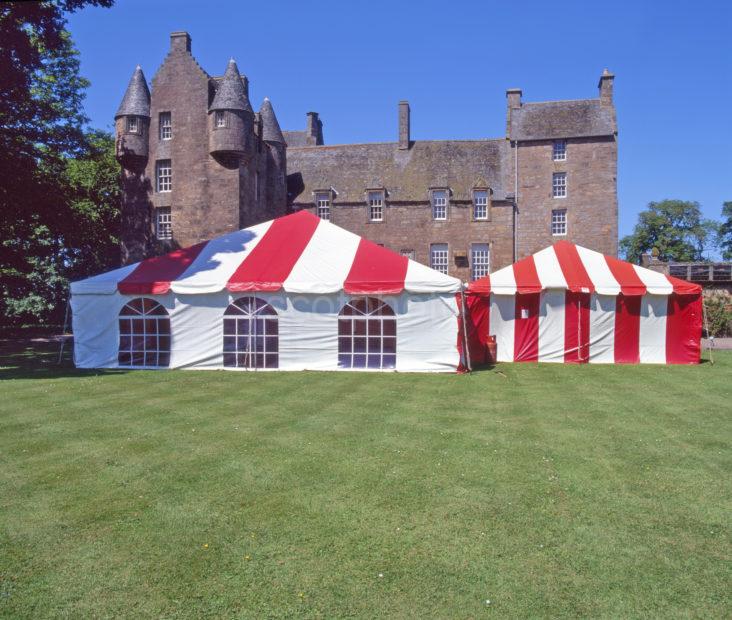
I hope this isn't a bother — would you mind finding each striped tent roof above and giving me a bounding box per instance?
[468,241,701,296]
[72,211,461,296]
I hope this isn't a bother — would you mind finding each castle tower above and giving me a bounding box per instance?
[259,97,287,217]
[208,59,254,162]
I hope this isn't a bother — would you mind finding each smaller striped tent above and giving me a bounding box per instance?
[464,241,702,365]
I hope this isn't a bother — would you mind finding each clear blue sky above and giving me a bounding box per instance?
[68,0,731,241]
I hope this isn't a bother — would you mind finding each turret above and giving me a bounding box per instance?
[259,97,287,215]
[115,65,151,169]
[208,59,253,161]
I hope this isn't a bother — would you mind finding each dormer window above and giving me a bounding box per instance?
[315,191,331,221]
[215,111,227,128]
[553,140,567,161]
[126,116,138,133]
[431,189,448,221]
[368,190,384,222]
[473,189,489,220]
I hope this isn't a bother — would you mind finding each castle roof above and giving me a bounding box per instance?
[259,98,285,144]
[509,99,615,141]
[286,139,510,205]
[210,59,251,113]
[115,65,150,118]
[282,130,310,147]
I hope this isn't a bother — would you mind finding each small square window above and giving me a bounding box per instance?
[156,160,172,193]
[553,140,566,161]
[400,249,415,261]
[159,112,172,140]
[473,190,489,220]
[430,243,449,274]
[215,111,226,128]
[156,207,172,240]
[432,190,448,220]
[553,172,567,198]
[551,209,567,236]
[315,192,330,220]
[126,116,138,133]
[471,243,490,280]
[368,191,384,222]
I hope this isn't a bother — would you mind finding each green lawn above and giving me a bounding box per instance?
[1,341,730,618]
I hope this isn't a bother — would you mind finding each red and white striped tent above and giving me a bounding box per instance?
[464,241,702,364]
[71,211,464,372]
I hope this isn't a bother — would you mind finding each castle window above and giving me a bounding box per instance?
[215,111,227,128]
[156,160,172,193]
[552,172,567,198]
[552,209,567,236]
[159,112,172,140]
[156,207,172,240]
[118,298,170,368]
[430,243,449,274]
[473,190,489,220]
[223,297,278,369]
[368,191,384,222]
[315,192,330,221]
[126,116,138,133]
[471,243,490,280]
[553,140,566,161]
[338,297,396,370]
[400,249,415,261]
[431,190,448,220]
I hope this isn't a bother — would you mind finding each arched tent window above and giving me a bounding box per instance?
[118,298,170,367]
[338,297,396,369]
[224,297,278,369]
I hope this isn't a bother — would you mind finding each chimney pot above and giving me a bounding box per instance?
[398,100,410,150]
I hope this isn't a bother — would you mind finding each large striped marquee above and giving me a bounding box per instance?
[464,241,702,365]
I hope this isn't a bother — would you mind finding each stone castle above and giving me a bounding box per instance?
[115,31,617,279]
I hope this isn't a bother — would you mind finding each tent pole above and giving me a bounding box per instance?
[701,295,714,365]
[459,286,472,372]
[57,296,71,365]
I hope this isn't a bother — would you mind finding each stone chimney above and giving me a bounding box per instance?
[170,31,191,54]
[306,112,323,145]
[398,100,410,150]
[506,88,522,109]
[598,68,614,105]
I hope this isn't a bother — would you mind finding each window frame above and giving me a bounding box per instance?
[553,140,567,161]
[367,190,385,222]
[431,189,448,221]
[126,116,139,134]
[118,298,171,368]
[223,297,278,369]
[155,207,172,240]
[156,159,172,193]
[315,190,331,221]
[338,297,396,370]
[472,188,490,221]
[470,243,490,281]
[551,209,567,236]
[430,243,449,275]
[159,112,172,140]
[214,110,227,129]
[552,172,567,199]
[399,249,415,261]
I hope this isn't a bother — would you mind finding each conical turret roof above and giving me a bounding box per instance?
[115,65,150,118]
[259,97,285,144]
[210,59,251,112]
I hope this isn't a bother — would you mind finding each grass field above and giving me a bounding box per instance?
[1,341,730,618]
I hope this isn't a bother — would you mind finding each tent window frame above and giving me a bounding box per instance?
[118,297,171,368]
[223,297,279,369]
[338,297,396,370]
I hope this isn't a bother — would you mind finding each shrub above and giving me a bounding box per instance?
[703,294,732,337]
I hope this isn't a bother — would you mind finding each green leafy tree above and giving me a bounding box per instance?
[0,0,114,326]
[717,202,732,261]
[620,200,718,264]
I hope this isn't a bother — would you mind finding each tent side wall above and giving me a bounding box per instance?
[71,291,460,372]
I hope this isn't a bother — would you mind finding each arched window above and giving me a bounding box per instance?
[118,298,170,367]
[338,297,396,369]
[223,297,278,369]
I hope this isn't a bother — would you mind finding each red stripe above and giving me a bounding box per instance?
[667,275,702,295]
[553,241,594,293]
[605,255,646,296]
[468,275,491,294]
[514,292,540,361]
[462,293,491,365]
[118,242,206,295]
[343,238,409,295]
[227,211,319,292]
[614,295,641,363]
[513,256,542,294]
[666,293,702,364]
[564,291,591,363]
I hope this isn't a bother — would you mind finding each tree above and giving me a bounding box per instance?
[0,0,114,326]
[620,200,718,264]
[717,202,732,261]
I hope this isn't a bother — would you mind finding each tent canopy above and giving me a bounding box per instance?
[467,240,700,297]
[72,211,461,296]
